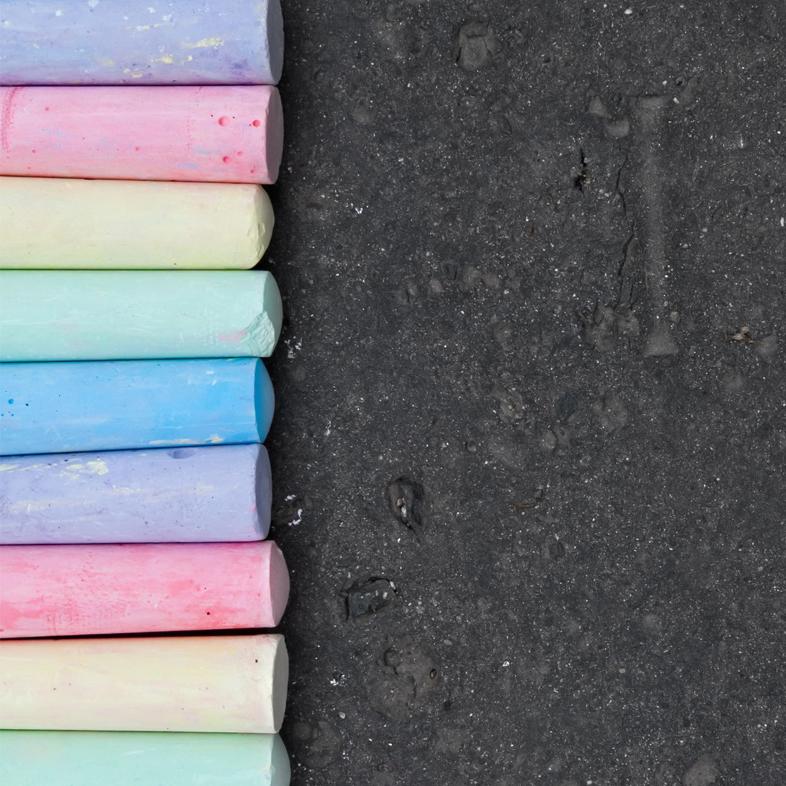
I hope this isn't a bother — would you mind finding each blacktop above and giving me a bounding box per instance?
[269,2,785,783]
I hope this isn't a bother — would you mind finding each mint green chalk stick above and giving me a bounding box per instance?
[0,271,282,361]
[0,731,290,786]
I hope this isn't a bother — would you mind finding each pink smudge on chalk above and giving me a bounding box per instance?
[217,329,247,344]
[1,87,21,153]
[218,116,230,126]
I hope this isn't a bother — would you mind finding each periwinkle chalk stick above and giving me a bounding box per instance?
[0,0,284,86]
[0,732,290,786]
[0,86,283,183]
[0,634,288,733]
[0,271,282,361]
[0,358,274,456]
[0,177,274,269]
[0,541,289,638]
[0,444,272,544]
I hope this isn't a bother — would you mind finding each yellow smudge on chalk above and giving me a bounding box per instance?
[207,435,225,444]
[86,459,109,475]
[98,57,115,67]
[184,37,225,49]
[0,463,19,472]
[63,459,109,477]
[154,54,175,64]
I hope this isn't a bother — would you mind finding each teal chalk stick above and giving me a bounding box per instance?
[0,731,290,786]
[0,358,274,456]
[0,271,282,361]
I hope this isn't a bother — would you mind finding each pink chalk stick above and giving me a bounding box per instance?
[0,86,283,184]
[0,542,289,639]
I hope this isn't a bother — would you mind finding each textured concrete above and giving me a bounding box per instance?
[269,2,786,783]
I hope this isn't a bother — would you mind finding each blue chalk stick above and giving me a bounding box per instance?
[0,359,274,456]
[0,0,284,85]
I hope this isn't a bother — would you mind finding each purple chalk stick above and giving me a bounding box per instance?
[0,444,271,544]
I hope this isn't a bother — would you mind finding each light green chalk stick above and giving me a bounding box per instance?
[0,270,282,361]
[0,731,290,786]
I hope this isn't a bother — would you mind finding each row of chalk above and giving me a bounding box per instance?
[0,2,292,785]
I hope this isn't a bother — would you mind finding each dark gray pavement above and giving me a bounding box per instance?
[268,2,785,783]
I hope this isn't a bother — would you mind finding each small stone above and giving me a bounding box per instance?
[455,20,499,71]
[346,578,397,618]
[386,476,425,531]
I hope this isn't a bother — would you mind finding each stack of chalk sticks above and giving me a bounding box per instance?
[0,3,291,785]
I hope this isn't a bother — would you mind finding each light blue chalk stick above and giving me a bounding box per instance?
[0,358,274,456]
[0,0,284,85]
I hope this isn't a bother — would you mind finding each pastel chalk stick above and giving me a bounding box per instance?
[0,444,271,544]
[0,732,290,786]
[0,86,283,184]
[0,358,274,456]
[0,177,274,269]
[0,634,288,733]
[0,541,289,638]
[0,271,282,361]
[0,0,284,86]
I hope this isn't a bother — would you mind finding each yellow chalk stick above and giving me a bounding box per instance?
[0,176,273,269]
[0,634,288,733]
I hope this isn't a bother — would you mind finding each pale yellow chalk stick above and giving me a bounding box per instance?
[0,176,273,269]
[0,634,288,733]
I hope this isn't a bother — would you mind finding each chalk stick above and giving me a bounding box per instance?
[0,86,283,184]
[0,541,289,638]
[0,444,271,544]
[0,271,282,361]
[0,177,274,269]
[0,358,274,456]
[0,0,284,86]
[0,732,290,786]
[0,634,288,733]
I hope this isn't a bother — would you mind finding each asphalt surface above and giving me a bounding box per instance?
[267,2,785,783]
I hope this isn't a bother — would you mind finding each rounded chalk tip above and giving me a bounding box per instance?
[265,541,290,627]
[270,734,292,785]
[264,88,284,183]
[253,187,275,262]
[268,635,289,732]
[265,0,285,84]
[255,445,273,539]
[262,272,283,351]
[254,360,275,442]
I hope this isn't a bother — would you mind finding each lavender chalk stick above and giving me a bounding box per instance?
[0,445,271,544]
[0,358,274,456]
[0,1,284,85]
